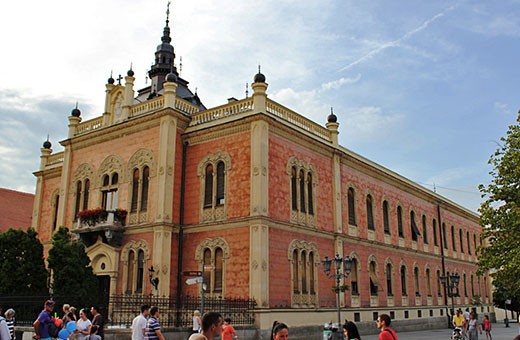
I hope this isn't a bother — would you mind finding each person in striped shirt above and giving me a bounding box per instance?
[145,306,164,340]
[4,309,15,340]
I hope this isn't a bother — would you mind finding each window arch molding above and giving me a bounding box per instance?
[286,156,318,225]
[121,239,150,294]
[195,237,231,296]
[126,149,156,224]
[197,151,232,223]
[97,155,124,185]
[288,240,320,307]
[367,255,379,296]
[71,163,95,221]
[97,155,124,211]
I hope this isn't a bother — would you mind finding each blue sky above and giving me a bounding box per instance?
[0,0,518,212]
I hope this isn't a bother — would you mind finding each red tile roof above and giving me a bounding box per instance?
[0,188,35,232]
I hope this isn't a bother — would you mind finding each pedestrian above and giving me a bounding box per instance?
[453,309,466,330]
[0,308,11,340]
[75,308,92,340]
[343,321,361,340]
[222,317,238,340]
[70,307,78,321]
[87,325,102,340]
[33,300,55,340]
[271,321,289,340]
[482,315,491,340]
[131,305,149,340]
[188,312,223,340]
[376,314,398,340]
[192,310,202,335]
[467,312,482,340]
[90,306,104,339]
[145,306,165,340]
[4,308,15,340]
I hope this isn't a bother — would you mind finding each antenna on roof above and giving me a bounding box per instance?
[245,82,249,98]
[75,101,78,109]
[179,56,183,76]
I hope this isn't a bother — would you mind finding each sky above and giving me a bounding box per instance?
[0,0,519,213]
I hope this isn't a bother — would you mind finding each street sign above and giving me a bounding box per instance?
[183,271,202,276]
[185,277,203,285]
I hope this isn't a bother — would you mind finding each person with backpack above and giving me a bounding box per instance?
[33,300,57,340]
[376,314,398,340]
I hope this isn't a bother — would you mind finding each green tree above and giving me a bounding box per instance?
[47,227,97,300]
[478,112,520,310]
[0,228,49,296]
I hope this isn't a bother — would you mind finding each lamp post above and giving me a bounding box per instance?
[322,254,352,340]
[440,272,460,325]
[148,266,160,293]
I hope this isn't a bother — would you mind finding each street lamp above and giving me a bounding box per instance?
[148,266,159,292]
[322,254,352,340]
[440,272,460,324]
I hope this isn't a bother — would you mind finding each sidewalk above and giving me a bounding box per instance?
[362,324,519,340]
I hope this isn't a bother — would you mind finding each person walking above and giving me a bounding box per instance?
[0,308,11,340]
[191,310,202,335]
[376,314,398,340]
[75,308,92,340]
[145,306,165,340]
[271,321,289,340]
[90,306,104,339]
[33,300,55,340]
[4,309,15,340]
[188,312,223,340]
[131,305,149,340]
[222,318,238,340]
[482,315,492,340]
[343,321,361,340]
[467,312,482,340]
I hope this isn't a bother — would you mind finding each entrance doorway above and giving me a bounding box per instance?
[98,275,110,318]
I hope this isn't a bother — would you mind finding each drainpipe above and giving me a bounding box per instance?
[176,141,188,327]
[438,203,449,327]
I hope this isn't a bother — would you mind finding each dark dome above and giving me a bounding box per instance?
[254,72,266,83]
[165,72,178,83]
[107,76,115,84]
[43,140,52,149]
[327,112,337,123]
[71,107,81,117]
[127,69,135,77]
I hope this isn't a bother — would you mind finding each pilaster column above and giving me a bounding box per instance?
[332,152,343,234]
[153,227,172,296]
[250,222,269,308]
[57,143,73,228]
[155,115,177,223]
[122,75,135,120]
[163,81,178,108]
[103,83,115,125]
[250,120,269,216]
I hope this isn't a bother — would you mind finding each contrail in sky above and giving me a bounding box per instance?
[339,5,456,72]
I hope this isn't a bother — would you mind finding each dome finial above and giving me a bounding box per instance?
[108,70,115,84]
[43,135,52,149]
[127,62,134,77]
[71,102,81,117]
[254,64,266,83]
[327,106,337,123]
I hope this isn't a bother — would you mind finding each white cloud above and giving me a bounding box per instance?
[321,74,362,91]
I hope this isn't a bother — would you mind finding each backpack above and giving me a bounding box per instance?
[48,318,60,338]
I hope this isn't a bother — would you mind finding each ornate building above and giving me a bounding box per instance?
[31,5,492,335]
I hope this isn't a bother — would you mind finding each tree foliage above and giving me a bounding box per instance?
[47,227,97,300]
[0,228,49,296]
[478,112,520,310]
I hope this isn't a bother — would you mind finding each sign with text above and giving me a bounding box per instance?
[186,277,203,285]
[183,271,202,276]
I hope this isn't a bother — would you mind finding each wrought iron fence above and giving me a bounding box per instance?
[0,294,256,328]
[110,294,257,328]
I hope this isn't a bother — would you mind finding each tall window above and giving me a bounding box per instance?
[400,265,407,295]
[74,181,82,220]
[307,173,314,214]
[101,173,119,210]
[131,169,139,212]
[426,268,432,296]
[216,162,225,206]
[74,179,90,220]
[291,167,297,210]
[348,188,356,225]
[442,223,448,249]
[288,158,316,222]
[196,237,229,296]
[351,258,359,295]
[451,225,456,251]
[123,240,149,295]
[463,273,468,297]
[52,194,59,231]
[204,164,214,208]
[383,201,390,234]
[131,166,150,213]
[292,250,299,293]
[299,170,306,213]
[410,211,420,241]
[433,219,438,246]
[366,194,374,230]
[470,274,475,296]
[422,215,428,244]
[459,229,464,253]
[473,234,477,254]
[414,267,420,296]
[127,250,135,294]
[386,263,393,295]
[369,261,378,296]
[136,250,144,293]
[397,206,404,237]
[204,161,226,207]
[289,241,318,306]
[83,179,90,210]
[467,231,471,255]
[436,270,442,297]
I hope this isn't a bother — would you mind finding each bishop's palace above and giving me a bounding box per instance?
[31,5,492,339]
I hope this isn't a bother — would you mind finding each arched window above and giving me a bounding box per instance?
[136,250,144,293]
[214,248,223,292]
[397,206,404,237]
[301,251,307,294]
[386,263,393,296]
[74,181,82,220]
[459,229,464,253]
[126,250,135,294]
[199,243,226,295]
[383,200,390,234]
[52,194,59,231]
[400,265,407,295]
[473,234,477,254]
[463,273,468,297]
[366,195,374,230]
[467,231,471,255]
[436,270,442,297]
[288,241,319,307]
[291,167,297,210]
[451,225,457,251]
[348,188,356,226]
[351,258,359,295]
[442,223,448,249]
[131,169,139,212]
[292,250,299,293]
[141,166,149,211]
[369,261,378,296]
[410,211,420,241]
[83,179,90,210]
[216,162,225,206]
[433,219,438,246]
[426,268,432,296]
[414,267,420,296]
[204,164,213,208]
[101,172,119,210]
[299,170,306,213]
[422,215,428,244]
[309,252,315,293]
[470,274,475,296]
[203,248,211,287]
[307,173,314,214]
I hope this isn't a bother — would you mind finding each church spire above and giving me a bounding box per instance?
[162,1,172,44]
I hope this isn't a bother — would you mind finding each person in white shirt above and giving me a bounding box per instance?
[131,305,150,340]
[75,308,92,340]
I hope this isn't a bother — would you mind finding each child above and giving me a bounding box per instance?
[483,315,492,340]
[222,318,238,340]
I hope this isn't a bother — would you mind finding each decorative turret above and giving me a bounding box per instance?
[326,107,339,146]
[68,104,82,138]
[40,136,52,169]
[252,66,268,113]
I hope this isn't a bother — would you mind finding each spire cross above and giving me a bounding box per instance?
[117,74,123,85]
[166,1,171,24]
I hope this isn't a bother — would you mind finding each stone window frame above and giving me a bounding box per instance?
[71,163,94,222]
[400,262,408,296]
[195,237,230,297]
[413,263,421,296]
[197,151,231,223]
[97,155,124,211]
[385,258,394,296]
[126,149,156,225]
[121,239,150,295]
[287,157,318,226]
[288,240,320,307]
[367,255,379,296]
[50,189,60,231]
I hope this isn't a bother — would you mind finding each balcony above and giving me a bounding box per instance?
[75,208,127,247]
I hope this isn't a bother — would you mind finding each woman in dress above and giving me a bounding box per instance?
[467,312,482,340]
[271,321,288,340]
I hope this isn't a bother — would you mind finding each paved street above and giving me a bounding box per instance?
[361,324,519,340]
